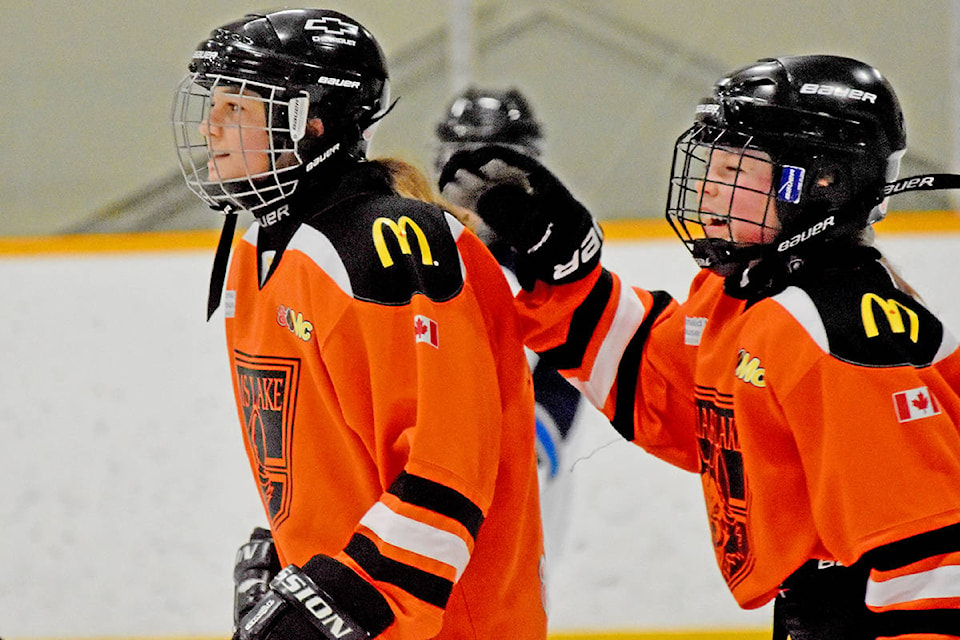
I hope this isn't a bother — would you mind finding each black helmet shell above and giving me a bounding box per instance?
[189,9,390,130]
[436,87,542,148]
[704,55,905,165]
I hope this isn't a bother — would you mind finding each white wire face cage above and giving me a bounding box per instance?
[666,124,780,255]
[172,73,308,216]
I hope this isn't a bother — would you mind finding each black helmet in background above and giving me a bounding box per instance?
[666,54,906,275]
[434,87,543,172]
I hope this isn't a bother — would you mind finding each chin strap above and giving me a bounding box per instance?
[207,208,239,321]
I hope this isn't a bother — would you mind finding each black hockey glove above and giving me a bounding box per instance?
[235,555,395,640]
[439,145,602,291]
[233,527,281,630]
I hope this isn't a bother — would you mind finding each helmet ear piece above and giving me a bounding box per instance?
[287,96,310,143]
[805,159,854,207]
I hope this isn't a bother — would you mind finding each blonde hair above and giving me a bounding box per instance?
[373,156,483,234]
[376,157,444,204]
[859,225,923,301]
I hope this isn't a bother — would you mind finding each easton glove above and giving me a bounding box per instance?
[233,527,281,629]
[235,555,395,640]
[439,145,602,290]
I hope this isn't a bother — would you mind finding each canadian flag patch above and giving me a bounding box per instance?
[892,386,941,423]
[414,315,439,348]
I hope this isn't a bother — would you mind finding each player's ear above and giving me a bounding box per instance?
[307,118,324,137]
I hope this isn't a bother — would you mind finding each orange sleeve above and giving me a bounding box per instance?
[515,265,704,471]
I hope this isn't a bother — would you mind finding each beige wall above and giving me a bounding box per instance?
[2,0,954,235]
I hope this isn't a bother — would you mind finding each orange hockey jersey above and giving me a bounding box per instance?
[223,164,546,639]
[517,250,960,610]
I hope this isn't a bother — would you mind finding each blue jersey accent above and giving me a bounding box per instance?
[535,415,560,478]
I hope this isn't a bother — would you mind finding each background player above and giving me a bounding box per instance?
[173,9,547,639]
[440,55,960,638]
[434,87,582,562]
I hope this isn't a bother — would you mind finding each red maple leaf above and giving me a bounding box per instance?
[414,317,428,336]
[912,393,929,411]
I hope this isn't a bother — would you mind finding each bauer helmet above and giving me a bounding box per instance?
[665,54,906,275]
[435,87,543,172]
[172,9,392,218]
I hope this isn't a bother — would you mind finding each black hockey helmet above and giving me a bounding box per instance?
[666,55,906,275]
[173,8,392,218]
[434,87,543,171]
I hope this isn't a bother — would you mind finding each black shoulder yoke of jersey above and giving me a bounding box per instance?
[793,253,944,368]
[308,191,463,305]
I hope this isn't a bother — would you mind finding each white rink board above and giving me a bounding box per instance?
[0,232,956,637]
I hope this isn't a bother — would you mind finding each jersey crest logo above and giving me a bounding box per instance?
[893,386,941,423]
[695,388,753,588]
[735,350,766,388]
[861,293,919,343]
[372,216,434,268]
[234,353,300,527]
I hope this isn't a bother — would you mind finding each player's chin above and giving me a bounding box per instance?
[207,163,244,181]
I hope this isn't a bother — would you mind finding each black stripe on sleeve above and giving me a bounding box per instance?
[538,268,614,371]
[610,290,674,439]
[870,608,960,637]
[861,522,960,571]
[345,533,454,609]
[388,471,484,539]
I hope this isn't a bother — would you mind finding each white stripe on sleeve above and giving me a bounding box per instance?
[360,501,471,579]
[570,286,647,408]
[865,564,960,608]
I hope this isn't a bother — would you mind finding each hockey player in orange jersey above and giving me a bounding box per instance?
[440,55,960,638]
[172,8,546,640]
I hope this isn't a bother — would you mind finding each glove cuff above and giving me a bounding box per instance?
[302,555,395,636]
[238,564,372,640]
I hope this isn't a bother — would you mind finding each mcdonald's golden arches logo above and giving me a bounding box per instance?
[372,216,434,268]
[861,293,919,343]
